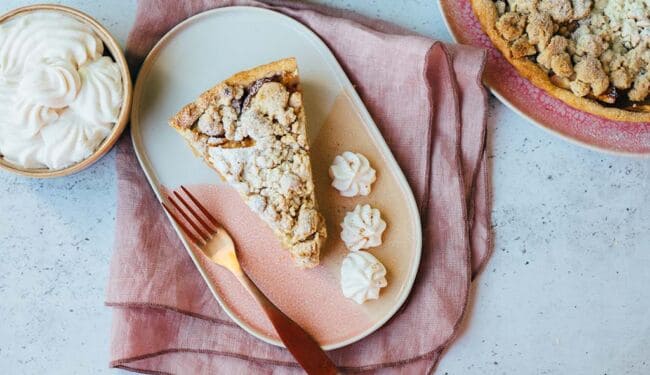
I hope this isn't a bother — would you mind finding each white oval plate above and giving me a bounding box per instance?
[131,6,422,350]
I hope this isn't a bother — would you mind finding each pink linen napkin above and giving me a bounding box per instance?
[107,0,492,373]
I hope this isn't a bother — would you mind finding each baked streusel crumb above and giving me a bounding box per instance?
[493,0,650,104]
[169,58,327,268]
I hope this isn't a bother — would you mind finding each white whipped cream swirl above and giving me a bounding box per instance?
[329,151,376,197]
[0,11,122,170]
[70,56,123,125]
[341,251,388,304]
[341,204,387,252]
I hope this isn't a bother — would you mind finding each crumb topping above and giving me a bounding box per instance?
[185,76,326,268]
[493,0,650,104]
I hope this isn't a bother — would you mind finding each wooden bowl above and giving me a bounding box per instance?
[0,4,132,178]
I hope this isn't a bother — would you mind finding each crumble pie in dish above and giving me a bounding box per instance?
[471,0,650,122]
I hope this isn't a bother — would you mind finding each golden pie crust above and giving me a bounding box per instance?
[471,0,650,123]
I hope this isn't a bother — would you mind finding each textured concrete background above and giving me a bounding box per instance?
[0,1,648,374]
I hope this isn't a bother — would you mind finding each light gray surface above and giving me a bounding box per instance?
[0,1,648,374]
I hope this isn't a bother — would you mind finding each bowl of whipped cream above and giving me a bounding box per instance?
[0,4,132,178]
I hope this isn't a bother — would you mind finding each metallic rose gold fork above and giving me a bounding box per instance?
[162,186,337,375]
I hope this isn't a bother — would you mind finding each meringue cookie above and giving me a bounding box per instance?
[329,151,376,197]
[341,204,387,252]
[341,251,388,304]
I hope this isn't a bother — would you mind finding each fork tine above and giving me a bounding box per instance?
[162,201,205,246]
[173,190,217,234]
[181,185,220,228]
[167,194,211,242]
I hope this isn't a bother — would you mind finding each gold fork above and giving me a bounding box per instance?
[162,186,337,375]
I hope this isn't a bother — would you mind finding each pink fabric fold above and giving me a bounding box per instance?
[107,0,491,373]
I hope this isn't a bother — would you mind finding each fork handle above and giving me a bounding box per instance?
[235,271,338,375]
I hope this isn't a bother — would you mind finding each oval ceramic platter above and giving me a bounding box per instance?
[439,1,650,156]
[131,6,422,350]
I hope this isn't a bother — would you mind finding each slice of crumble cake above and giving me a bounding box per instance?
[169,58,327,268]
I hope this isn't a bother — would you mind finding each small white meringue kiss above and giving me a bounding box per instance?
[341,204,387,252]
[329,151,376,197]
[340,251,388,304]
